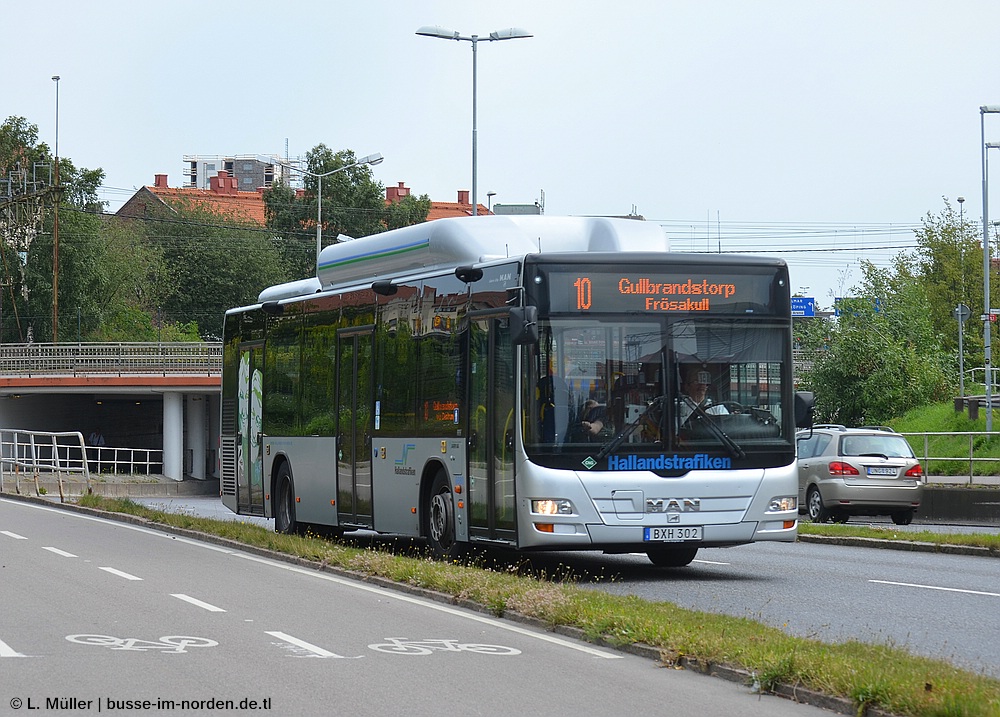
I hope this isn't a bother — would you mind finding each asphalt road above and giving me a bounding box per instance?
[126,495,1000,677]
[0,497,834,717]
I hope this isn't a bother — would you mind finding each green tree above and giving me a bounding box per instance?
[912,199,984,366]
[800,258,953,425]
[262,145,430,279]
[144,199,289,339]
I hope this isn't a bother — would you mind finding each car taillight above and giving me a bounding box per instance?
[905,464,923,478]
[828,461,860,476]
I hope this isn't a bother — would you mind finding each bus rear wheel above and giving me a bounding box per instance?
[426,472,462,560]
[274,464,298,535]
[646,545,698,568]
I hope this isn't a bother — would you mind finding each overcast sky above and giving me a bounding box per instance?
[5,1,1000,306]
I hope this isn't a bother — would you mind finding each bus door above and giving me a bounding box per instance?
[237,343,265,515]
[467,313,516,542]
[337,328,374,527]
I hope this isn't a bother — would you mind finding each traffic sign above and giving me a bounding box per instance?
[791,297,815,317]
[954,304,971,322]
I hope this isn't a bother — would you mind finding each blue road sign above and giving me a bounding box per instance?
[791,297,815,317]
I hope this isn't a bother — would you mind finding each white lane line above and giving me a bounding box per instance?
[0,638,26,657]
[171,594,226,612]
[1,530,27,540]
[99,567,143,581]
[870,579,1000,598]
[265,631,347,658]
[236,553,622,659]
[42,546,77,558]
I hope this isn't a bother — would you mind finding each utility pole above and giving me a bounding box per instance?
[52,75,60,343]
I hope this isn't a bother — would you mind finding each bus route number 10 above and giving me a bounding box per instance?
[573,277,592,310]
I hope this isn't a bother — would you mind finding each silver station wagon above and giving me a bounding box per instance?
[796,425,924,525]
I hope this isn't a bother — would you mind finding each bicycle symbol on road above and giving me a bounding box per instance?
[66,634,218,653]
[368,638,520,656]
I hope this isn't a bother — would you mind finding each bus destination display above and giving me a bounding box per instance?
[546,271,773,314]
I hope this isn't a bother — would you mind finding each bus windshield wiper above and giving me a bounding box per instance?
[680,396,746,459]
[596,395,665,460]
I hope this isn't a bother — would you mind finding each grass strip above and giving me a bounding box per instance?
[77,494,1000,717]
[799,523,1000,551]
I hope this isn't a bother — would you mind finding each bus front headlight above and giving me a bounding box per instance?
[768,496,797,512]
[531,499,574,515]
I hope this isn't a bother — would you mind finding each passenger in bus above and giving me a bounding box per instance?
[677,366,728,426]
[577,399,609,442]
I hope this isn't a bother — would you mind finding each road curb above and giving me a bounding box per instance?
[797,533,998,558]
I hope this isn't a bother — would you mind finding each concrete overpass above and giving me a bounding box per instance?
[0,343,221,481]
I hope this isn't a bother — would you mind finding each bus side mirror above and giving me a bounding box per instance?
[794,391,815,429]
[510,306,538,345]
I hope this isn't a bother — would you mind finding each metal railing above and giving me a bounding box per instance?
[0,429,165,500]
[0,429,91,499]
[0,342,221,377]
[900,431,1000,485]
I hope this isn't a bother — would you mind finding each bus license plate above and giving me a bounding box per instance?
[644,526,702,542]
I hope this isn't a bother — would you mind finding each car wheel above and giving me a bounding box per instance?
[891,510,914,526]
[807,486,830,523]
[646,546,699,567]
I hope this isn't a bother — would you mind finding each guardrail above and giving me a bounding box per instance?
[0,429,165,500]
[900,431,1000,485]
[0,342,221,377]
[0,429,91,500]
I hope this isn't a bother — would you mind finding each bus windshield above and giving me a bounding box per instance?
[524,316,792,466]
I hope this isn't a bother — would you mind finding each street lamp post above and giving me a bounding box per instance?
[52,75,60,343]
[416,25,531,216]
[267,153,383,266]
[980,105,1000,430]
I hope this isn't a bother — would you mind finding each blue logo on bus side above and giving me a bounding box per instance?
[395,444,417,465]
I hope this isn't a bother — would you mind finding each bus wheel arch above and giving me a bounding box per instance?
[421,464,463,560]
[273,457,299,535]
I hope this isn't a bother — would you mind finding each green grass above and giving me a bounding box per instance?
[799,522,1000,551]
[890,399,1000,476]
[75,494,1000,717]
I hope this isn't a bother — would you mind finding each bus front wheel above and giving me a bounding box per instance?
[426,472,461,560]
[274,464,298,535]
[646,545,698,568]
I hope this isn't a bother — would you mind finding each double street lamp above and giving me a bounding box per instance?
[268,153,383,265]
[416,25,532,216]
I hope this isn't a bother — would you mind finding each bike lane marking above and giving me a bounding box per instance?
[171,594,226,612]
[99,567,143,581]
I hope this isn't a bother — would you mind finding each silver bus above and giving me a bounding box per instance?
[220,215,813,567]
